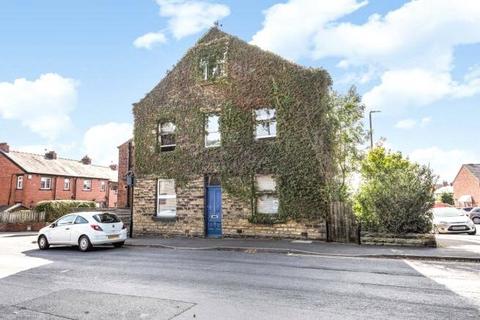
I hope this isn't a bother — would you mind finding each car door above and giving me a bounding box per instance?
[50,215,76,244]
[71,215,90,244]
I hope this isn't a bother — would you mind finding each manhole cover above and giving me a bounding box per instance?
[16,289,194,319]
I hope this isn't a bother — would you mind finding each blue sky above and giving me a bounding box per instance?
[1,0,479,182]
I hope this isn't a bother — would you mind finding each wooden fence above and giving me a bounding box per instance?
[327,202,359,243]
[0,210,46,224]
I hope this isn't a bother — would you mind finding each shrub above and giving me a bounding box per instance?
[354,147,435,234]
[34,200,96,222]
[440,192,454,205]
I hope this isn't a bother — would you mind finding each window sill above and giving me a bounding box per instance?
[152,216,177,222]
[255,135,276,141]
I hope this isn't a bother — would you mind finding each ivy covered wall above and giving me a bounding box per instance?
[133,27,334,223]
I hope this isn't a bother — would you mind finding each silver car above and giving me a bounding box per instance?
[432,207,476,235]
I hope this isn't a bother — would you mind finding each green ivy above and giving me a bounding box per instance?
[133,27,334,223]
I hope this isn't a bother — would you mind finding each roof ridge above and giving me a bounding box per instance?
[9,150,116,168]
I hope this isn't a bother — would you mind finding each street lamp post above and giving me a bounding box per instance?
[369,110,381,149]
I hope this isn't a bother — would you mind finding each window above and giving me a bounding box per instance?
[158,122,176,152]
[255,108,276,139]
[56,215,75,226]
[100,181,106,192]
[16,176,23,190]
[83,179,92,191]
[205,114,220,147]
[64,178,70,190]
[93,213,121,223]
[157,179,177,218]
[40,177,52,190]
[74,216,88,224]
[199,54,226,81]
[255,175,279,215]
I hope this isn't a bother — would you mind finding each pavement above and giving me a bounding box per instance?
[125,227,480,262]
[0,232,479,319]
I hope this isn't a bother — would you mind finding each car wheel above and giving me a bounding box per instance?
[473,217,480,224]
[78,235,92,252]
[38,235,50,250]
[113,241,124,248]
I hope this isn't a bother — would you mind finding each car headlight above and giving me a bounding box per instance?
[438,221,448,225]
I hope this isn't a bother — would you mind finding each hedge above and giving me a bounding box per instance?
[34,200,96,222]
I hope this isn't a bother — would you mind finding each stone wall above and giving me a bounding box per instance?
[133,175,326,240]
[361,232,436,247]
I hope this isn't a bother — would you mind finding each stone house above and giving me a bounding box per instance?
[132,28,334,239]
[453,164,480,207]
[0,143,118,209]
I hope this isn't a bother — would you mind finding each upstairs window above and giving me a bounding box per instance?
[255,108,276,139]
[158,122,176,152]
[83,179,92,191]
[157,179,176,218]
[16,176,23,190]
[64,178,70,191]
[40,177,52,190]
[205,114,221,148]
[255,175,279,215]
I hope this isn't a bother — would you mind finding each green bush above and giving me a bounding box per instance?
[440,192,454,205]
[34,200,96,222]
[354,147,435,234]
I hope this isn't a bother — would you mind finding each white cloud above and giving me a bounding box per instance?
[420,117,431,127]
[409,146,478,181]
[251,0,366,61]
[395,119,416,129]
[0,73,77,140]
[133,31,167,49]
[157,0,230,39]
[253,0,480,111]
[83,122,133,165]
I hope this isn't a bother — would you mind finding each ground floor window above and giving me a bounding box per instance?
[40,177,52,190]
[157,179,177,218]
[255,175,278,215]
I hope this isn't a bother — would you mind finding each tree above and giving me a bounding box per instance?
[440,192,455,205]
[325,87,366,201]
[354,147,436,234]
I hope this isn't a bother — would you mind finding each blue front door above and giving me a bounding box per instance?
[206,186,222,237]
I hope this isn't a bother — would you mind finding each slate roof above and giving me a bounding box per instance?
[464,164,480,181]
[1,150,118,182]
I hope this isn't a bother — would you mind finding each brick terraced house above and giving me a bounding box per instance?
[453,164,480,207]
[0,143,118,209]
[132,28,334,239]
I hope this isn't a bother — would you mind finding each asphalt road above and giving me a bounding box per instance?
[0,233,479,320]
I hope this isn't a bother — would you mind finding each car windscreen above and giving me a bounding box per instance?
[433,208,463,218]
[93,213,121,223]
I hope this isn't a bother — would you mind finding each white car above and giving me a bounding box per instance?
[432,207,476,235]
[38,212,128,252]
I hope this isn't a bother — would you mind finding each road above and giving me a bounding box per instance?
[0,233,479,320]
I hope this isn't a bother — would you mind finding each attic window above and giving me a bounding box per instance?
[255,108,276,139]
[199,54,226,81]
[158,122,176,152]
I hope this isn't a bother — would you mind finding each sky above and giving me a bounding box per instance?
[1,0,479,182]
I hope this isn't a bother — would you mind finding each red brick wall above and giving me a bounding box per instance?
[117,140,134,208]
[0,153,24,205]
[453,166,480,207]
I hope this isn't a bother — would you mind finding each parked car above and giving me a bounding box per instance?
[37,212,128,252]
[466,207,480,224]
[432,207,476,235]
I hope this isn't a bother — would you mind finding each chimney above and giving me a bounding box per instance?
[109,164,118,171]
[0,142,9,153]
[44,151,57,160]
[81,155,92,165]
